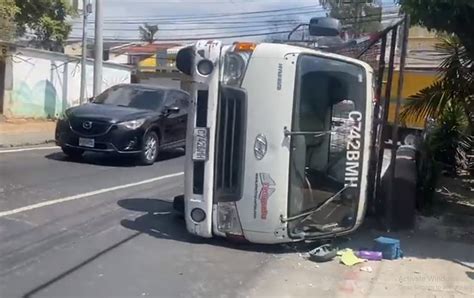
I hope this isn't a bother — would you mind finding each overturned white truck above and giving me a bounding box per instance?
[173,37,376,244]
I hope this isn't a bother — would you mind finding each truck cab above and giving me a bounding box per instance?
[176,40,374,244]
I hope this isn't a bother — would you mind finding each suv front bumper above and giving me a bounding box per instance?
[55,119,145,154]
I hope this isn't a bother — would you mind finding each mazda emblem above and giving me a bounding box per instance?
[82,121,93,130]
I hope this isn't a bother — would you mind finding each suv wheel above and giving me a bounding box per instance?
[140,131,159,165]
[62,147,84,159]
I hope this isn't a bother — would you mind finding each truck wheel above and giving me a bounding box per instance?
[62,147,84,159]
[173,195,185,218]
[139,131,159,165]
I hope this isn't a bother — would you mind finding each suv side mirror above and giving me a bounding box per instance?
[165,106,180,114]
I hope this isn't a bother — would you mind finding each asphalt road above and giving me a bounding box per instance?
[1,146,473,298]
[0,146,289,298]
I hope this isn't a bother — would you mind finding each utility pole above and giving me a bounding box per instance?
[93,0,103,96]
[386,14,410,231]
[80,0,91,104]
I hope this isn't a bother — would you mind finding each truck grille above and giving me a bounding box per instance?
[69,118,112,136]
[214,86,247,202]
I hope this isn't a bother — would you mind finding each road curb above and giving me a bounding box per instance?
[0,139,56,149]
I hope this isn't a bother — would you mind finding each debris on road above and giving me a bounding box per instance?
[360,266,373,273]
[309,244,337,263]
[373,236,403,260]
[357,250,383,260]
[338,248,365,266]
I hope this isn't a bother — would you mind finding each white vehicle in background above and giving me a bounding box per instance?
[174,20,375,244]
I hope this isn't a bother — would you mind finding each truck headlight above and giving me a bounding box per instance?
[222,42,255,87]
[191,208,206,222]
[118,119,146,130]
[217,202,243,236]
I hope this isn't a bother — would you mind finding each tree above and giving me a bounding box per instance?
[401,36,473,131]
[0,0,18,41]
[319,0,382,38]
[398,0,474,60]
[14,0,73,51]
[139,23,159,44]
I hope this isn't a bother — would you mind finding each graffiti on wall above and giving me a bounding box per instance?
[10,79,62,119]
[7,53,131,119]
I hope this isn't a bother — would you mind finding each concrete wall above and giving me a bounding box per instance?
[108,53,128,64]
[3,47,131,119]
[139,77,181,89]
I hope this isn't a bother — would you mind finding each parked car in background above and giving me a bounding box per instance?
[55,84,189,165]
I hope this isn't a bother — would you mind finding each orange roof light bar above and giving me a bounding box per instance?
[234,42,257,52]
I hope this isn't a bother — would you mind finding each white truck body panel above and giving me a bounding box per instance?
[183,41,374,244]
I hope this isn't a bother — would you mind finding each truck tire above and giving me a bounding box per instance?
[173,195,185,218]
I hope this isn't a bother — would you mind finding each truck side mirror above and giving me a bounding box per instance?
[176,46,194,76]
[309,17,341,37]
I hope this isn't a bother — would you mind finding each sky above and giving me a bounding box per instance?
[69,0,398,43]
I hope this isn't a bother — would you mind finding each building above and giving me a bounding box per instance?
[108,43,184,71]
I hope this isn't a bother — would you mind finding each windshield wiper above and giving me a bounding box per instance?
[283,127,341,138]
[280,185,350,223]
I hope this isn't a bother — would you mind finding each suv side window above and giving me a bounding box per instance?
[166,91,189,112]
[165,91,179,108]
[176,91,189,111]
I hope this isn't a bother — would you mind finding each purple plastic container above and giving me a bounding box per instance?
[357,250,383,261]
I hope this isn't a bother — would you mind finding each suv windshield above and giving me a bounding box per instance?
[93,85,165,111]
[288,54,367,237]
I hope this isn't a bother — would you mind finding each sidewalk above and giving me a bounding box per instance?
[0,118,56,147]
[244,216,474,297]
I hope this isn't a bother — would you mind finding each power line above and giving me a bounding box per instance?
[79,8,327,25]
[72,10,396,33]
[94,29,296,41]
[70,14,401,39]
[69,15,401,41]
[72,4,322,23]
[78,22,301,32]
[71,5,397,26]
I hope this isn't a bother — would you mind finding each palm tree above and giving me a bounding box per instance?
[139,23,159,44]
[401,36,473,173]
[400,36,474,131]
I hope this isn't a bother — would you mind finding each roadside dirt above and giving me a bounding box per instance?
[0,118,56,147]
[0,118,56,135]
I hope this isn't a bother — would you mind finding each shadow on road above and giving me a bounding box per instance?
[44,148,184,167]
[117,198,314,254]
[22,232,142,298]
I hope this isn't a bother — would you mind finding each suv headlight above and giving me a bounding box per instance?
[217,202,243,236]
[119,119,146,130]
[222,42,255,87]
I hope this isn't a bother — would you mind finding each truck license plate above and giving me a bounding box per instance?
[192,128,208,161]
[79,137,95,148]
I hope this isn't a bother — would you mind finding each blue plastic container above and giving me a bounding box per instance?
[373,237,403,260]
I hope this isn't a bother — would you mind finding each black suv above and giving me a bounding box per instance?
[55,84,189,165]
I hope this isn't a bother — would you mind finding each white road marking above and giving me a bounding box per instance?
[0,172,184,218]
[0,146,59,154]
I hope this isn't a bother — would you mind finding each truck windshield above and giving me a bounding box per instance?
[288,54,367,237]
